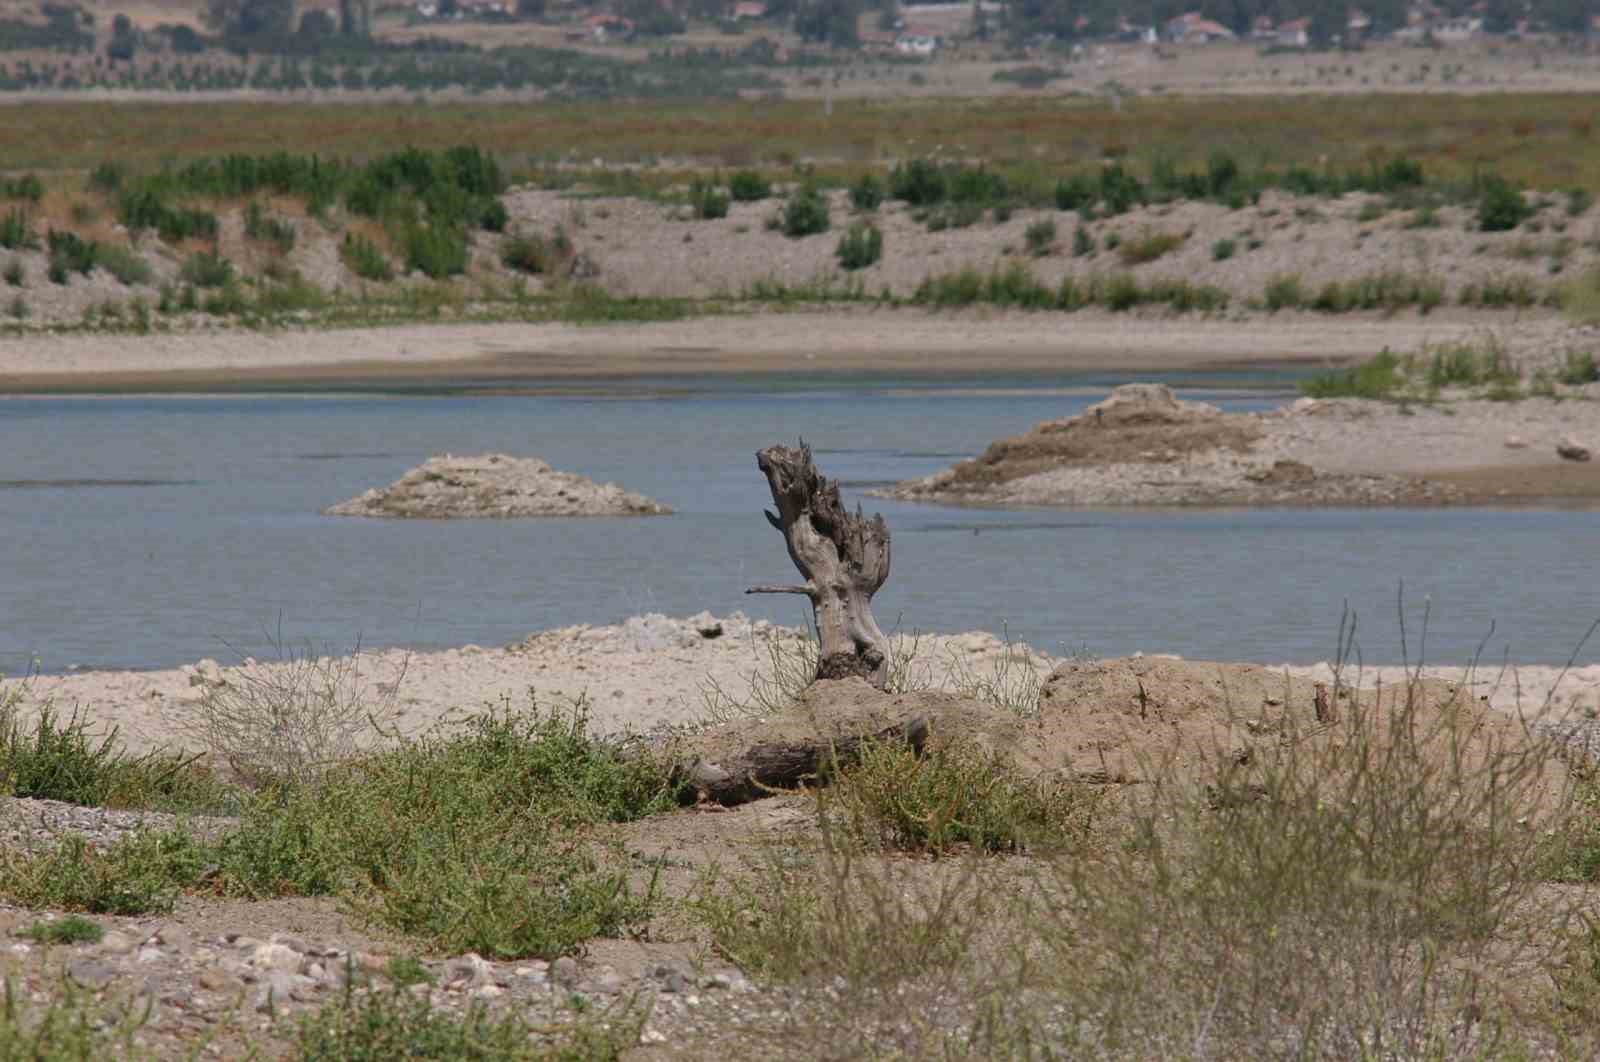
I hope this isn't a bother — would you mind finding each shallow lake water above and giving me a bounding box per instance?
[3,369,1596,673]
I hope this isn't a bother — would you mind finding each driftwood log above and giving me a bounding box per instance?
[680,713,932,806]
[747,442,893,688]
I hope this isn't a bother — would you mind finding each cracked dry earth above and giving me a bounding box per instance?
[0,792,851,1059]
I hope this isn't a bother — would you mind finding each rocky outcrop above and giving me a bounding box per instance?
[324,454,671,518]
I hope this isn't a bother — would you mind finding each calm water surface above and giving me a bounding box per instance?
[2,371,1595,672]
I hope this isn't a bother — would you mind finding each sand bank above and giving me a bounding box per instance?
[0,311,1569,393]
[9,613,1597,759]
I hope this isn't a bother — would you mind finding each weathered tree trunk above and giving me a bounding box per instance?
[681,715,931,806]
[747,442,893,688]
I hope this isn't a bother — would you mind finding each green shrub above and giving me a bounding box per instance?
[1478,176,1534,232]
[821,738,1099,855]
[1071,225,1093,257]
[1459,275,1541,308]
[1300,348,1403,398]
[781,184,830,238]
[1118,228,1185,265]
[340,233,393,282]
[1561,349,1600,385]
[46,230,98,280]
[403,224,467,279]
[0,208,35,250]
[0,174,43,202]
[0,830,210,915]
[2,258,20,286]
[889,158,947,206]
[1024,218,1056,257]
[1264,273,1305,311]
[178,250,233,288]
[1567,187,1594,217]
[1054,173,1095,212]
[243,201,296,253]
[728,169,770,202]
[500,230,571,275]
[19,915,103,946]
[688,178,729,220]
[849,172,884,212]
[214,699,680,959]
[0,700,230,812]
[1212,237,1236,261]
[835,222,882,271]
[94,244,152,286]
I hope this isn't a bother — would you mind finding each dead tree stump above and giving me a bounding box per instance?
[747,442,893,689]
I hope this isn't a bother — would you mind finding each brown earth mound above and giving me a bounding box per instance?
[677,658,1570,812]
[891,383,1263,499]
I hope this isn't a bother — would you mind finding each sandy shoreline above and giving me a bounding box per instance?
[0,310,1561,392]
[9,612,1598,759]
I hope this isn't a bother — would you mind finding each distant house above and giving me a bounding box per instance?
[895,30,938,54]
[1433,15,1482,39]
[585,12,633,38]
[1250,14,1277,39]
[1164,11,1237,43]
[1276,16,1309,46]
[416,0,438,15]
[732,1,766,19]
[1346,7,1371,37]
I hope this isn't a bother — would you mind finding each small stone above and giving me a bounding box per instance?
[1558,436,1592,462]
[135,947,164,964]
[250,943,302,972]
[653,964,690,994]
[197,969,237,992]
[253,972,297,1014]
[1504,434,1529,449]
[443,952,494,987]
[589,969,625,995]
[472,984,504,1000]
[67,959,117,990]
[98,931,137,955]
[639,1027,668,1045]
[269,934,308,954]
[153,925,192,951]
[551,956,580,989]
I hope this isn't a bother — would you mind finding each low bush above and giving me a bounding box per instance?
[728,169,770,202]
[688,178,729,220]
[500,230,572,276]
[1477,176,1534,232]
[1458,275,1542,308]
[849,173,884,212]
[1299,348,1404,398]
[821,738,1099,855]
[1309,271,1443,315]
[0,208,35,250]
[403,224,467,279]
[94,244,152,286]
[340,233,393,282]
[1024,218,1056,257]
[1560,349,1600,386]
[0,698,230,812]
[1211,237,1236,261]
[1117,228,1185,265]
[0,830,210,915]
[178,250,233,288]
[835,222,882,271]
[243,201,296,254]
[19,915,103,946]
[214,699,678,958]
[1071,225,1093,257]
[46,230,98,281]
[1263,273,1306,311]
[781,184,830,238]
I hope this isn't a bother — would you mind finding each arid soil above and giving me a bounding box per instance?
[323,453,671,518]
[1,627,1588,1056]
[882,382,1600,507]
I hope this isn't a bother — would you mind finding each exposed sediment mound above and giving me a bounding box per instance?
[878,383,1454,507]
[324,453,671,518]
[676,657,1569,808]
